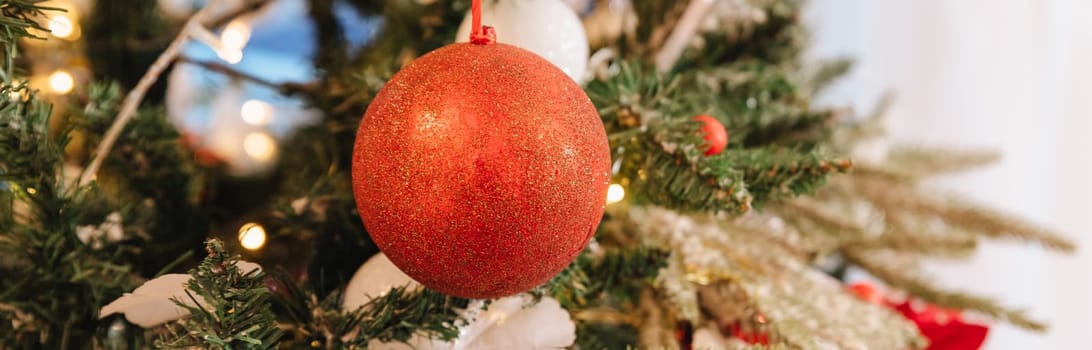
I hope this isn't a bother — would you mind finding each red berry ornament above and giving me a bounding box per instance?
[351,25,610,298]
[694,114,728,156]
[848,282,885,305]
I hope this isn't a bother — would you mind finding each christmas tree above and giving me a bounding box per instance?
[0,0,1074,348]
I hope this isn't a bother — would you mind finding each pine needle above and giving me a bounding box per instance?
[845,249,1046,331]
[856,177,1076,252]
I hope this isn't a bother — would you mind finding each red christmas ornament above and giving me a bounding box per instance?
[728,323,771,345]
[848,282,885,305]
[848,283,989,350]
[894,301,989,350]
[180,132,225,167]
[693,114,728,156]
[351,6,610,299]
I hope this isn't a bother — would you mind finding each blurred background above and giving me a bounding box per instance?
[806,1,1092,348]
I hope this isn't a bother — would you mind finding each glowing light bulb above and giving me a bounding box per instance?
[48,70,75,94]
[238,222,267,250]
[48,15,75,39]
[240,99,273,125]
[243,132,276,162]
[220,20,251,50]
[606,183,625,204]
[217,47,243,64]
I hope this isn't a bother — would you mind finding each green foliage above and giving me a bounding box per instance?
[0,79,135,348]
[157,239,282,349]
[574,322,640,350]
[0,0,56,79]
[88,0,173,96]
[546,246,669,310]
[587,62,848,213]
[701,62,835,148]
[270,270,468,348]
[73,82,212,276]
[349,287,468,344]
[691,0,808,68]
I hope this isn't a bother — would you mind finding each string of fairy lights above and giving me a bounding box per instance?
[29,0,628,253]
[40,2,80,95]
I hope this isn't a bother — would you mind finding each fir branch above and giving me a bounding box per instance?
[845,249,1046,331]
[695,0,807,68]
[843,231,978,258]
[699,62,835,148]
[830,100,892,151]
[855,177,1076,251]
[176,56,316,96]
[628,0,690,59]
[630,125,753,213]
[0,81,135,347]
[586,62,684,133]
[349,287,468,344]
[271,270,468,347]
[545,246,669,310]
[573,321,640,350]
[801,58,853,97]
[0,0,57,80]
[722,147,850,207]
[843,209,980,258]
[776,197,862,236]
[72,82,210,276]
[157,239,283,349]
[886,146,1001,178]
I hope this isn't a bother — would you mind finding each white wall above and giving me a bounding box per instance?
[806,1,1092,348]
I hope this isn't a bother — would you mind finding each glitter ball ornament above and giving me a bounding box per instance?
[694,114,728,156]
[352,12,611,299]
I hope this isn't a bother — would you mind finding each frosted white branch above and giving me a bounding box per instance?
[654,0,715,73]
[79,0,261,187]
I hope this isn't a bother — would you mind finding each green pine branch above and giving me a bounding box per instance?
[0,0,58,80]
[348,287,468,345]
[690,0,807,69]
[73,82,212,276]
[588,62,848,213]
[545,246,669,310]
[0,79,136,348]
[157,239,283,349]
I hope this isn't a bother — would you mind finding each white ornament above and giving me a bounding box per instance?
[157,0,198,20]
[369,294,575,350]
[451,295,575,350]
[98,274,196,328]
[342,253,420,311]
[455,0,589,82]
[99,261,261,328]
[344,254,575,349]
[692,326,730,350]
[76,211,124,249]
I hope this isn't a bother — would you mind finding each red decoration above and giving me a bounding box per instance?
[351,7,610,299]
[848,282,885,305]
[848,283,989,350]
[693,114,728,156]
[675,320,694,350]
[728,323,770,345]
[180,132,225,167]
[895,301,989,350]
